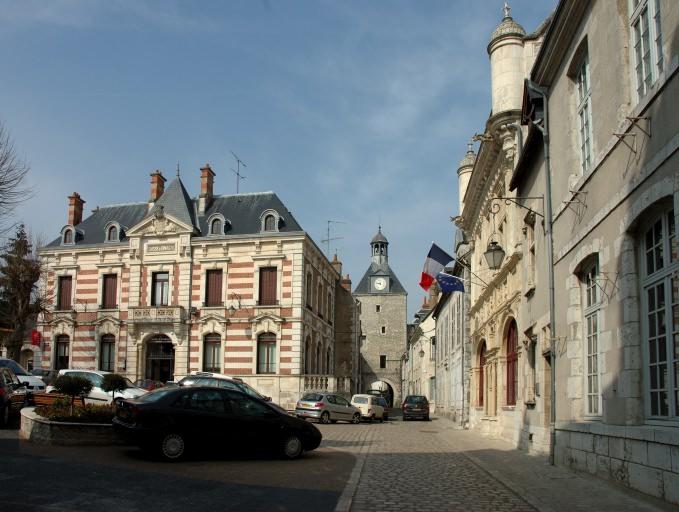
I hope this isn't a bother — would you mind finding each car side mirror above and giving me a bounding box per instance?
[14,382,27,389]
[264,396,272,402]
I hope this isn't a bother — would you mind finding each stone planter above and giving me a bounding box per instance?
[20,407,122,446]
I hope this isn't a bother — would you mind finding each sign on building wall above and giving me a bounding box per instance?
[146,243,177,254]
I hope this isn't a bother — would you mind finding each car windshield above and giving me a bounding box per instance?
[0,359,29,376]
[353,397,368,404]
[135,388,176,402]
[302,393,324,402]
[406,396,428,404]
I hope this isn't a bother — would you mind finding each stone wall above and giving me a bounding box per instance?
[555,423,679,504]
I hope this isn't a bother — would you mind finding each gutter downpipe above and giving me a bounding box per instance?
[527,79,556,466]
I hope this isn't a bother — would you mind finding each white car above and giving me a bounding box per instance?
[0,358,47,391]
[351,394,385,422]
[46,369,146,404]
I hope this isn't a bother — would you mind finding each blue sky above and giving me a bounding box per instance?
[0,0,554,319]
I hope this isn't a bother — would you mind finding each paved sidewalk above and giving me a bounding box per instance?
[433,419,678,512]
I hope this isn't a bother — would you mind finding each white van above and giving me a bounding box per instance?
[350,394,385,422]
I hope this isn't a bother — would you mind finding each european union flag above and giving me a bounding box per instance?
[435,272,465,293]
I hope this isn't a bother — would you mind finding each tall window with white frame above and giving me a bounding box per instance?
[582,261,601,416]
[631,0,663,101]
[641,208,678,419]
[576,52,593,174]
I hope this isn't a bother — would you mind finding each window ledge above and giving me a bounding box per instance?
[502,406,516,411]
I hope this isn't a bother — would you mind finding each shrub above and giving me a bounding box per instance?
[35,403,114,424]
[101,373,128,403]
[52,375,93,415]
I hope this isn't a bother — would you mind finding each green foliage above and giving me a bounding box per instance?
[0,224,42,361]
[53,375,93,415]
[35,404,114,424]
[101,373,127,401]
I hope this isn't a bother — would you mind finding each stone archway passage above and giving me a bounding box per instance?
[145,334,175,383]
[370,380,395,408]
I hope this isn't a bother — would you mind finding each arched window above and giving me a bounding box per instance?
[317,283,323,315]
[100,334,115,372]
[640,207,679,418]
[211,218,222,235]
[478,341,487,407]
[203,334,221,373]
[257,333,276,374]
[107,225,118,241]
[505,320,518,406]
[55,335,70,370]
[304,335,311,374]
[327,291,332,321]
[326,347,332,375]
[63,229,73,244]
[315,343,321,374]
[306,273,313,308]
[264,214,276,231]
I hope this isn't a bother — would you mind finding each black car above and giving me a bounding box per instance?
[0,367,28,427]
[402,395,430,421]
[113,386,322,461]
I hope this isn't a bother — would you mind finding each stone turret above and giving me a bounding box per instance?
[487,2,526,115]
[457,141,476,212]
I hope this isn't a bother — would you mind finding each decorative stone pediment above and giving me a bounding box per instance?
[93,316,122,336]
[198,313,228,326]
[126,208,194,237]
[250,312,285,334]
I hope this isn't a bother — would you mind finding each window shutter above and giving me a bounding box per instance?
[103,274,117,309]
[259,267,277,305]
[206,270,223,307]
[59,276,72,310]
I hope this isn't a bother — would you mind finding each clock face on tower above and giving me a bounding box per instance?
[374,277,387,291]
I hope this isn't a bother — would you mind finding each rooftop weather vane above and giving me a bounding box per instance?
[230,150,247,195]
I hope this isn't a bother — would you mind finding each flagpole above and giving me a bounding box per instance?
[451,256,489,288]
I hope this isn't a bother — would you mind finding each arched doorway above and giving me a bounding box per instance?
[369,380,395,407]
[478,340,487,408]
[146,334,174,382]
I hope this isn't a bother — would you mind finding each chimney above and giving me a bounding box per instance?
[199,163,215,214]
[150,170,166,202]
[341,274,352,292]
[331,253,342,276]
[67,192,85,226]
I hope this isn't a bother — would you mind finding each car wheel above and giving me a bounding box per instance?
[281,435,303,460]
[320,411,331,424]
[159,432,186,461]
[403,416,408,421]
[379,415,384,423]
[351,412,361,424]
[330,420,338,424]
[425,415,430,421]
[370,414,375,423]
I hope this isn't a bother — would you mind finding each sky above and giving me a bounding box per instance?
[0,0,555,319]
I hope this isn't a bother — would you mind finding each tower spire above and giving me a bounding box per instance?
[503,1,511,19]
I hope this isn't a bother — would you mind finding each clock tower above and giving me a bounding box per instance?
[353,227,407,406]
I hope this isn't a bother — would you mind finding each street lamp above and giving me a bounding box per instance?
[484,240,506,270]
[228,293,242,315]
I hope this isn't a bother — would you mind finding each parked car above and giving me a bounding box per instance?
[46,369,146,404]
[376,396,389,421]
[295,392,361,424]
[178,372,271,402]
[0,367,28,427]
[113,386,322,461]
[402,395,430,421]
[134,379,164,391]
[0,358,47,391]
[351,394,385,422]
[31,368,57,386]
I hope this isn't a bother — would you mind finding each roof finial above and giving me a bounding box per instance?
[503,1,511,19]
[467,139,474,154]
[176,161,180,178]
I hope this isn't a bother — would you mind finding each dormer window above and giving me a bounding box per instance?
[260,209,282,233]
[207,214,228,236]
[107,226,118,241]
[63,229,73,244]
[104,222,121,243]
[211,218,222,235]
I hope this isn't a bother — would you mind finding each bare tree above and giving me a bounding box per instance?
[0,121,30,232]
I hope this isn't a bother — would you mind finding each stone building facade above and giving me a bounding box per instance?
[403,301,436,408]
[354,228,407,407]
[511,0,679,502]
[455,6,549,446]
[36,166,348,409]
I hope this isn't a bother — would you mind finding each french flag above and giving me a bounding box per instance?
[419,243,454,291]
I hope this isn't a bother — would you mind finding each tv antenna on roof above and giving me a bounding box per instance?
[321,219,346,257]
[230,150,247,195]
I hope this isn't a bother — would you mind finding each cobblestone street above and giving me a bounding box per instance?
[317,414,679,512]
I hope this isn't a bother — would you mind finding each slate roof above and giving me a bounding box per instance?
[46,178,304,248]
[370,228,388,244]
[353,262,407,295]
